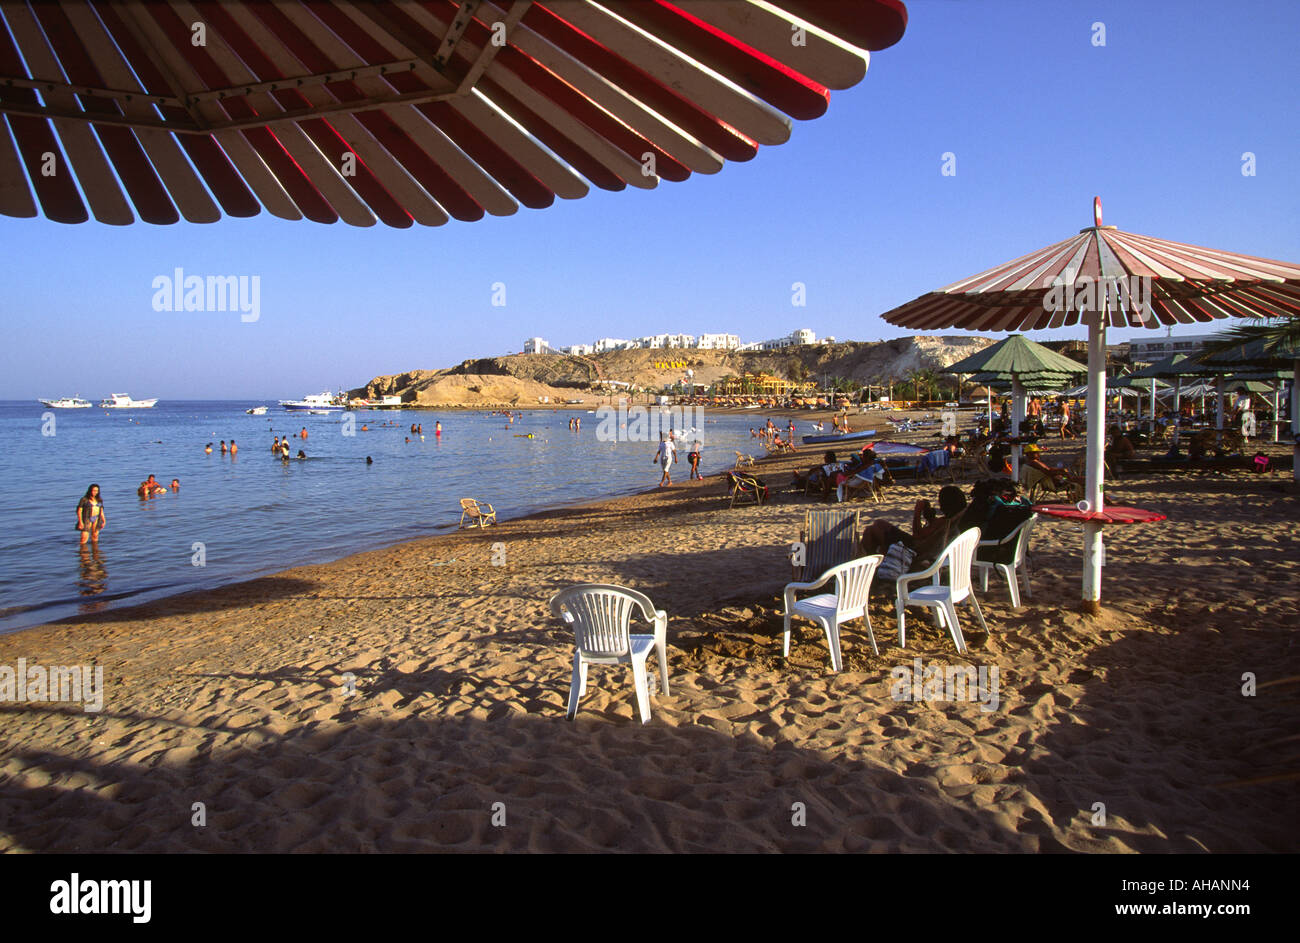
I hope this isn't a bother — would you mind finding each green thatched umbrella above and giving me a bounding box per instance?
[943,334,1084,478]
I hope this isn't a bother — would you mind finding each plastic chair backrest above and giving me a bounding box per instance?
[549,584,655,658]
[943,527,982,596]
[833,554,881,617]
[1010,513,1038,567]
[803,509,860,579]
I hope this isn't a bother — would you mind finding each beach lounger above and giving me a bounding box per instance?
[896,527,988,655]
[458,498,496,529]
[973,513,1038,608]
[548,584,669,724]
[795,508,860,582]
[783,555,884,672]
[733,451,755,469]
[918,448,954,483]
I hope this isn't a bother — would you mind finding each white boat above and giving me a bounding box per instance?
[245,406,268,415]
[100,393,158,408]
[39,396,92,408]
[279,391,346,411]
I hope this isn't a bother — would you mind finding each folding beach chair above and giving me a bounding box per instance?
[733,451,755,469]
[794,508,860,582]
[726,472,768,508]
[1020,465,1081,504]
[458,498,497,529]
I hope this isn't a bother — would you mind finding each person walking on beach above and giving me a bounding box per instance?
[653,432,677,487]
[1059,400,1076,439]
[687,440,703,480]
[787,420,795,443]
[76,484,106,545]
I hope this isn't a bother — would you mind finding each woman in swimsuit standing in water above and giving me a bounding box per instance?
[77,484,106,545]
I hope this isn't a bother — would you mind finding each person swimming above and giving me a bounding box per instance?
[297,450,306,459]
[365,456,373,465]
[204,443,213,454]
[170,478,180,491]
[220,440,227,454]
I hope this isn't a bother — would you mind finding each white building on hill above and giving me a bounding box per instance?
[1128,332,1222,360]
[698,333,741,349]
[524,337,549,354]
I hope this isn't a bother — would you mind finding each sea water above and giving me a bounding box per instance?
[0,401,784,632]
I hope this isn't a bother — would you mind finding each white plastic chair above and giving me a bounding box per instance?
[783,555,883,672]
[896,528,988,654]
[973,513,1038,608]
[548,584,669,724]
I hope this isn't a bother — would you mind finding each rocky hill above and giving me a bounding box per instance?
[352,335,994,407]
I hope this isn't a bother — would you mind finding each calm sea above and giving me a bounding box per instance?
[0,400,784,632]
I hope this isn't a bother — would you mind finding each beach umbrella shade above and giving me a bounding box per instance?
[942,334,1084,478]
[0,0,907,226]
[880,197,1300,612]
[1196,327,1299,445]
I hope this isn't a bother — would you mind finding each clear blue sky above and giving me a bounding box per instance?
[1,0,1296,399]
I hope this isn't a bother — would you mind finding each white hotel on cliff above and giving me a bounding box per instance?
[524,329,818,355]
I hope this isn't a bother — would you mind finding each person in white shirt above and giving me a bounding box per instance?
[653,433,677,487]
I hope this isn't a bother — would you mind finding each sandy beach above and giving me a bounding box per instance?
[1,433,1296,853]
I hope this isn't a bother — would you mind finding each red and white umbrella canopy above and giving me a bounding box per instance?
[0,0,907,227]
[881,201,1300,334]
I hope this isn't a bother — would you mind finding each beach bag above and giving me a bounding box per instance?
[876,541,916,583]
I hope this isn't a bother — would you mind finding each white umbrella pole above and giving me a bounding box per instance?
[1082,310,1107,614]
[1149,378,1157,427]
[1172,377,1182,447]
[1215,376,1225,442]
[1272,381,1280,444]
[1292,363,1299,482]
[1011,377,1025,482]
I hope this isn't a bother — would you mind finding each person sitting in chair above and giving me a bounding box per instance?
[793,451,845,493]
[860,485,968,570]
[1022,443,1079,489]
[838,447,893,502]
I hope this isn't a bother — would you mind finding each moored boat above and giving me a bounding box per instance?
[245,406,269,415]
[800,429,877,445]
[38,396,92,408]
[100,393,158,408]
[279,391,346,411]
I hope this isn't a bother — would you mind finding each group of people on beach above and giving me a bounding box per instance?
[751,418,799,453]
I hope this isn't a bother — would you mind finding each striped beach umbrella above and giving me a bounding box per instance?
[880,197,1300,612]
[0,0,907,226]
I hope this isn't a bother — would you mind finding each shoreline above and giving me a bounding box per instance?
[2,434,1295,852]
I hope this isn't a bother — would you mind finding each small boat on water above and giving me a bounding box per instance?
[100,393,158,408]
[246,406,268,415]
[279,391,346,411]
[801,429,877,445]
[38,396,92,408]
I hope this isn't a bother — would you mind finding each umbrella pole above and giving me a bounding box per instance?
[1272,381,1280,444]
[1172,377,1182,447]
[1011,377,1024,482]
[1215,376,1225,445]
[1292,362,1299,482]
[1082,310,1107,615]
